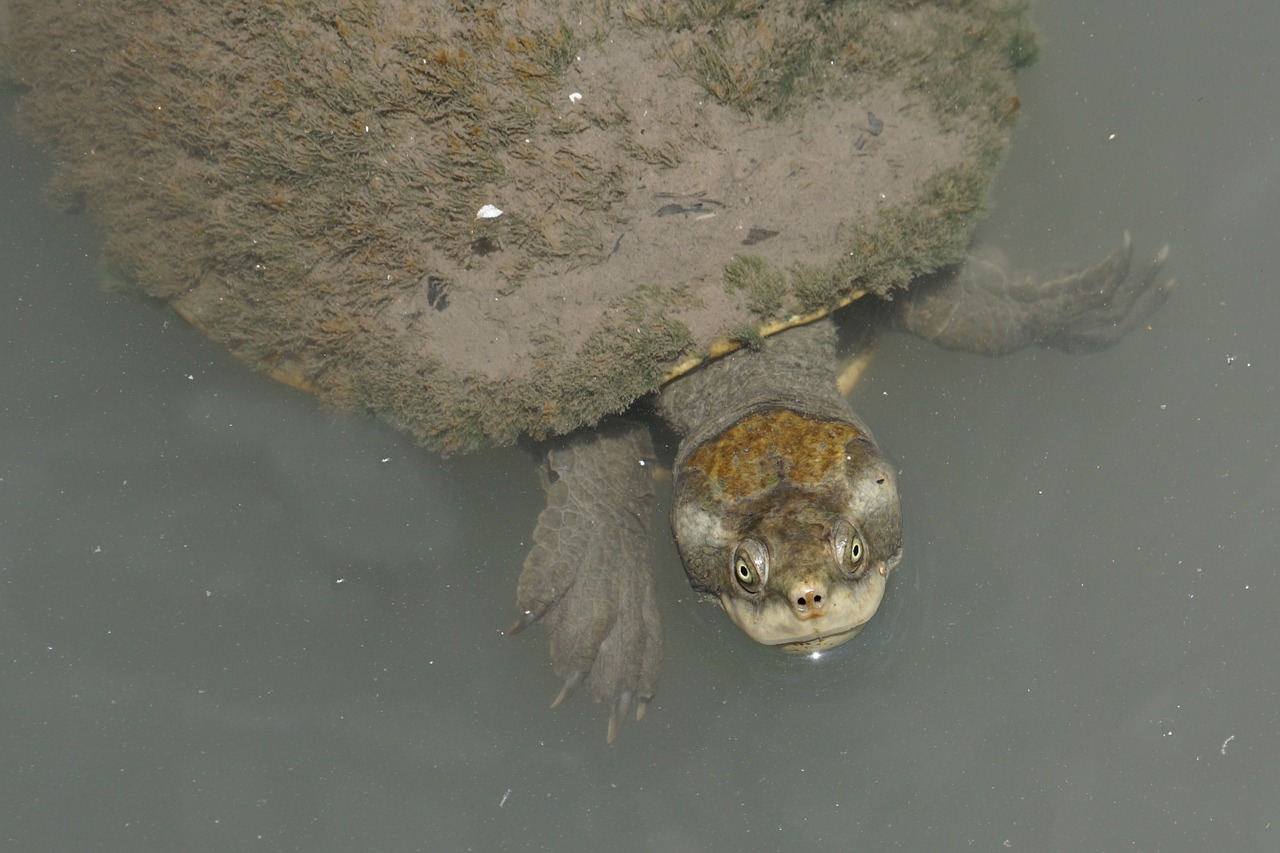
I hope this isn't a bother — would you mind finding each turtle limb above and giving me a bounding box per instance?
[895,233,1173,356]
[508,421,663,742]
[835,327,880,397]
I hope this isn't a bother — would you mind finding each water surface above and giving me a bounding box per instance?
[3,1,1278,850]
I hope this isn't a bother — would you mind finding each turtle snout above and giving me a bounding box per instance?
[788,579,829,619]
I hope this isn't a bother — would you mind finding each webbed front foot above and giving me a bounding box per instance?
[508,422,663,742]
[898,233,1173,355]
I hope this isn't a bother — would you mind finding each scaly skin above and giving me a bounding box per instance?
[896,233,1172,354]
[512,236,1171,740]
[508,421,662,742]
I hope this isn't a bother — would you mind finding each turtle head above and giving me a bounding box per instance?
[671,407,902,651]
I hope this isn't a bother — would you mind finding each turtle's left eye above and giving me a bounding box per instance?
[848,536,864,568]
[832,520,867,579]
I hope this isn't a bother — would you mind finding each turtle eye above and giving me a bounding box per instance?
[832,520,867,579]
[732,541,767,594]
[847,535,865,572]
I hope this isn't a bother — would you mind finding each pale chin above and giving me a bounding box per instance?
[718,570,886,648]
[777,622,866,653]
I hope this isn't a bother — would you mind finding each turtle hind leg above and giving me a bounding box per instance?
[509,421,663,742]
[895,233,1173,356]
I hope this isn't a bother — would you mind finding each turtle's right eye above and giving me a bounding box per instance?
[732,541,767,594]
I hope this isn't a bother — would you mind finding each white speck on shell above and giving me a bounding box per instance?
[475,204,503,219]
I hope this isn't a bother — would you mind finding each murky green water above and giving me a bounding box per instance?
[3,2,1278,850]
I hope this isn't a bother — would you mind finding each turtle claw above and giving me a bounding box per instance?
[550,671,585,709]
[505,610,536,636]
[606,690,633,744]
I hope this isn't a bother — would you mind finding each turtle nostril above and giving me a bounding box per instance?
[790,586,828,618]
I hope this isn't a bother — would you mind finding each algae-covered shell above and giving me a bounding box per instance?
[3,0,1036,452]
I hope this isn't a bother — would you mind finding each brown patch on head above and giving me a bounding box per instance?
[684,409,862,500]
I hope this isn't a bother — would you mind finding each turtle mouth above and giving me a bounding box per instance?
[775,622,866,652]
[717,571,886,648]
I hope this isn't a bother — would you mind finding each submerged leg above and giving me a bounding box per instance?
[895,233,1173,355]
[835,327,881,397]
[508,421,662,742]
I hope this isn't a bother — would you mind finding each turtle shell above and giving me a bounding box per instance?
[3,0,1035,451]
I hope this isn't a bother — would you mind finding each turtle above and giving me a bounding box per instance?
[508,236,1169,740]
[2,1,1171,740]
